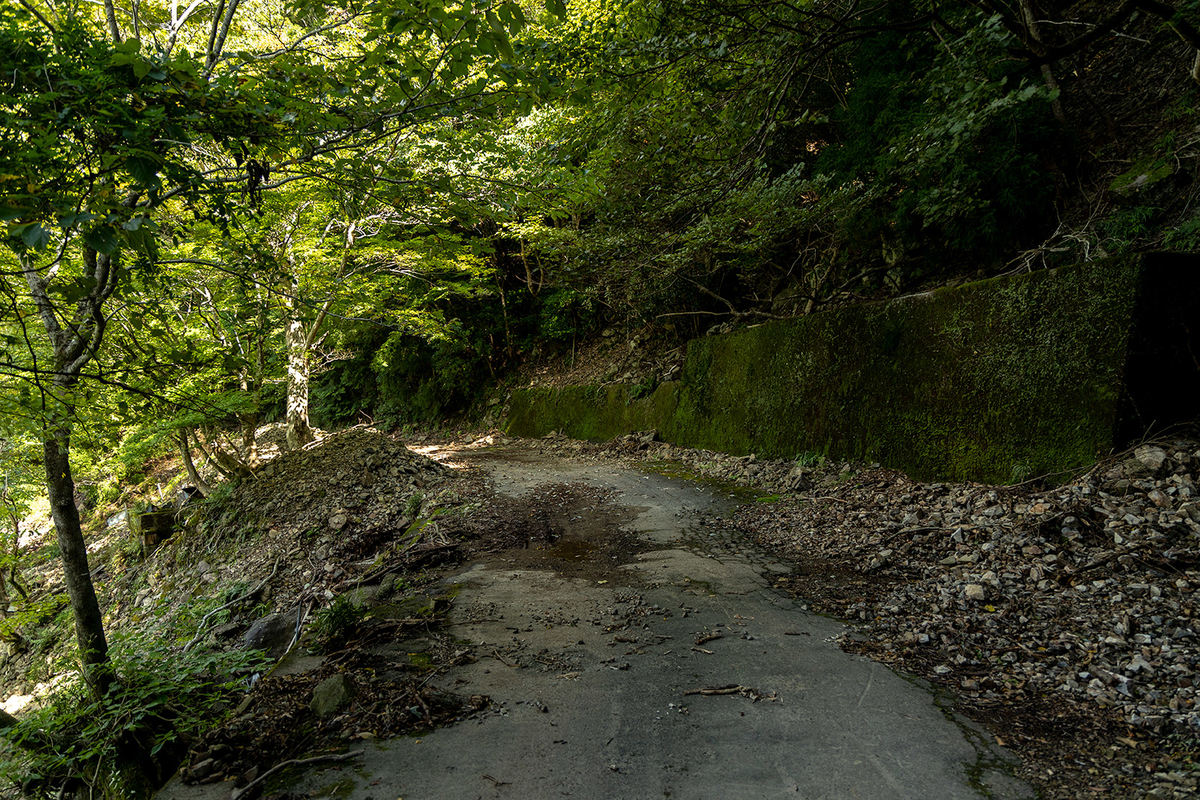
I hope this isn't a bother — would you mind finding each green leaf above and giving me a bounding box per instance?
[485,9,505,36]
[500,38,515,61]
[83,227,119,255]
[125,225,158,259]
[508,3,527,31]
[126,156,160,187]
[59,211,98,228]
[0,205,30,222]
[19,224,50,250]
[53,275,98,303]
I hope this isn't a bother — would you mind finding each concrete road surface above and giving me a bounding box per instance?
[275,450,1032,800]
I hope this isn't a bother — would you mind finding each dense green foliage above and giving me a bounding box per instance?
[1,632,266,797]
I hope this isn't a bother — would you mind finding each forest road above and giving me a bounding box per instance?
[277,447,1034,799]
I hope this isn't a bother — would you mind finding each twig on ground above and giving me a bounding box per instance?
[229,749,363,800]
[283,598,314,657]
[683,684,779,702]
[684,684,747,696]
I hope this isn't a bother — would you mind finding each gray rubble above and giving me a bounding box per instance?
[720,441,1200,737]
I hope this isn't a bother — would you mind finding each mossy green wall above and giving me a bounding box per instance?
[507,254,1200,483]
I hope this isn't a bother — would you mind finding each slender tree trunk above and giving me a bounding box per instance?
[195,427,252,481]
[284,314,313,451]
[21,245,120,702]
[1,487,29,606]
[177,431,211,497]
[42,420,113,699]
[1018,0,1067,122]
[239,413,260,468]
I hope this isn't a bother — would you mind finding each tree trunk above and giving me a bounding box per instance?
[285,314,313,451]
[21,245,121,702]
[194,427,252,481]
[239,413,260,468]
[177,431,211,497]
[42,425,113,699]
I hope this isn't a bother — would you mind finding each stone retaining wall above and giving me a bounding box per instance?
[507,253,1200,483]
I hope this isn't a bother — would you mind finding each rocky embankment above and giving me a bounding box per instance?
[124,427,455,639]
[731,443,1199,730]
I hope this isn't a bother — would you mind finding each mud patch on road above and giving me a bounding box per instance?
[446,482,651,582]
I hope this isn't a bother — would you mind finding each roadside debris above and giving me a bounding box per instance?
[683,684,778,702]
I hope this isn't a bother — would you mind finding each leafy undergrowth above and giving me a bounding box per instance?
[1,633,266,799]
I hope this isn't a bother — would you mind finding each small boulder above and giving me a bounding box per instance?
[1128,445,1168,477]
[242,613,293,659]
[785,463,812,491]
[310,673,355,718]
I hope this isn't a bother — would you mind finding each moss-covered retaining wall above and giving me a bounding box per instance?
[507,254,1200,483]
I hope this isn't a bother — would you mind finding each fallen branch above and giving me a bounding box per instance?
[337,543,461,592]
[683,684,779,702]
[1062,541,1157,580]
[283,598,314,657]
[229,749,363,800]
[684,684,747,696]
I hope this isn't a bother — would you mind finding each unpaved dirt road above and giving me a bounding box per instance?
[280,447,1033,800]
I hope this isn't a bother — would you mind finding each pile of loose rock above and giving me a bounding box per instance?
[232,426,451,542]
[116,428,456,643]
[727,442,1199,741]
